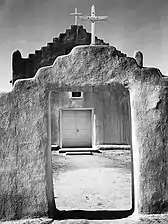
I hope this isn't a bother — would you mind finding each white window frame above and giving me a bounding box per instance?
[69,91,83,99]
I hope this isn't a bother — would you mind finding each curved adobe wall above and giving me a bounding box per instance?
[0,45,168,220]
[11,25,110,84]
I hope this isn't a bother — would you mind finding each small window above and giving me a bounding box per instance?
[72,92,81,97]
[69,92,83,99]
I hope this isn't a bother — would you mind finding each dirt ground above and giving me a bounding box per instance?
[3,150,168,223]
[52,149,132,211]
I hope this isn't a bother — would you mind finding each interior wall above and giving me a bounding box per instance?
[50,85,131,146]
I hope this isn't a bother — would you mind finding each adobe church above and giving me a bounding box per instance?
[1,5,168,221]
[10,22,131,148]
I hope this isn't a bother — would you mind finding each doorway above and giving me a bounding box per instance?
[60,109,94,148]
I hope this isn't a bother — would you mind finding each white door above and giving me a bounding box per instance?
[62,110,92,147]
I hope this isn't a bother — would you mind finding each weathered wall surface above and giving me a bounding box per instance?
[0,45,168,221]
[83,85,130,145]
[0,81,53,220]
[50,86,130,146]
[129,72,168,214]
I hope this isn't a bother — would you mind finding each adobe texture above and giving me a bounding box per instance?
[11,25,111,84]
[0,84,50,220]
[0,45,168,221]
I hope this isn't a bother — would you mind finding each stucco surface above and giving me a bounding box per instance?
[129,75,168,214]
[0,84,49,220]
[0,45,168,221]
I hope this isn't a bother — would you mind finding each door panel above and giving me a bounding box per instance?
[62,110,92,147]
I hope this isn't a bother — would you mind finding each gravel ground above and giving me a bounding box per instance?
[52,150,132,211]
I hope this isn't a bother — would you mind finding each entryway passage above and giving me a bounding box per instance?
[61,110,92,148]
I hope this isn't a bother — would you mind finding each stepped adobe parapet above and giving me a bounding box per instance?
[11,25,126,84]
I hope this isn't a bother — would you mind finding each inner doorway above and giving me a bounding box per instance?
[60,109,93,148]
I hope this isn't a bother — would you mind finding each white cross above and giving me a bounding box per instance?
[79,5,108,45]
[69,8,82,26]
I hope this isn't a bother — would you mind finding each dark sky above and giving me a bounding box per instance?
[0,0,168,91]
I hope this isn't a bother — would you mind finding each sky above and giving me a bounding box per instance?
[0,0,168,91]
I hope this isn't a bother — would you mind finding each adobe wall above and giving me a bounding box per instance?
[130,72,168,214]
[11,25,110,84]
[0,82,51,220]
[0,45,168,221]
[50,86,130,146]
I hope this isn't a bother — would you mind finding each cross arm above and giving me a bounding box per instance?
[79,16,108,21]
[70,12,82,16]
[79,16,92,21]
[93,16,108,21]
